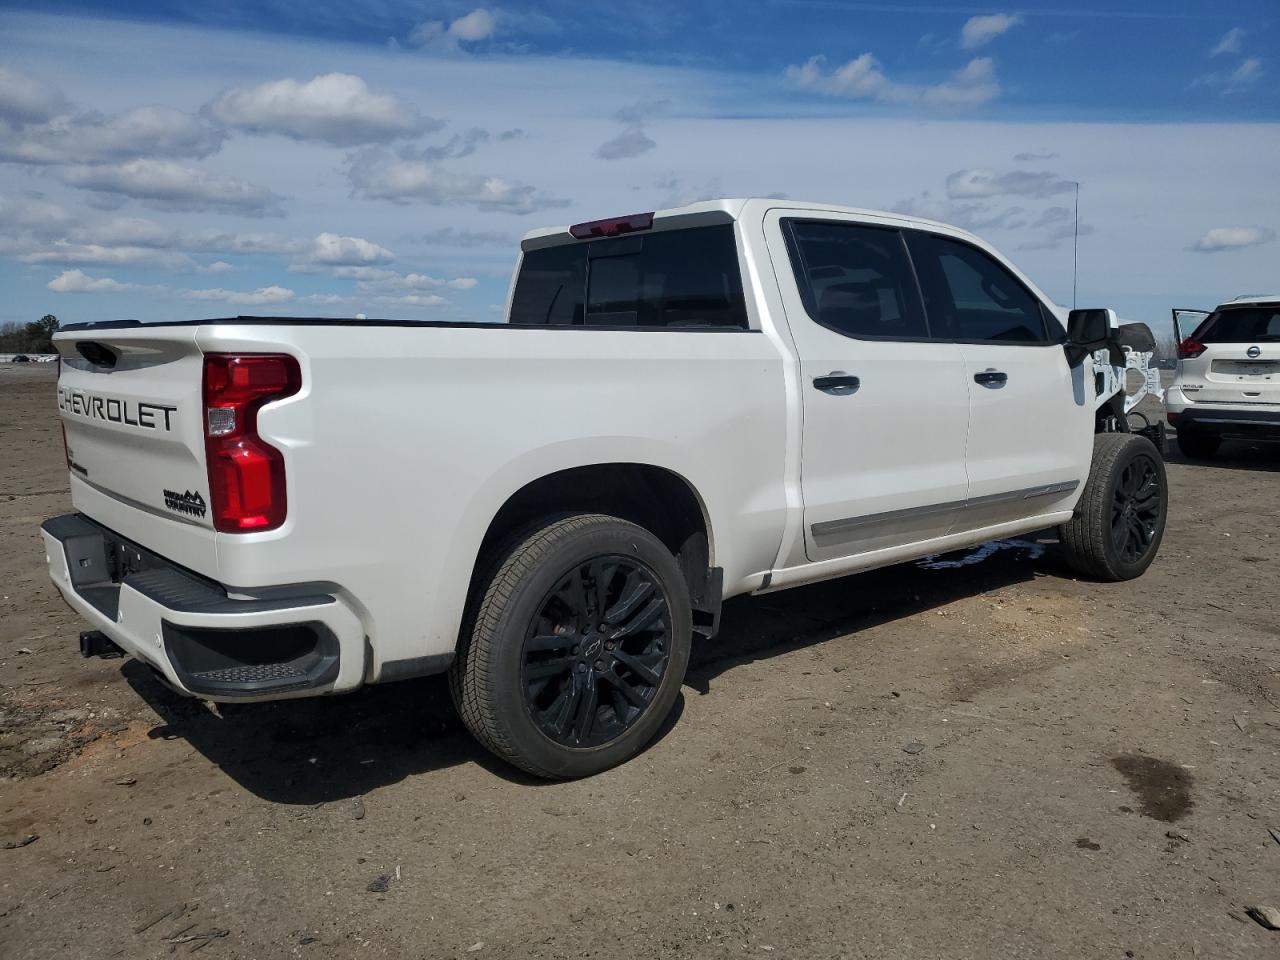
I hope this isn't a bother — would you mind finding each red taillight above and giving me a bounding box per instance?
[1177,339,1207,359]
[568,211,654,239]
[202,353,301,533]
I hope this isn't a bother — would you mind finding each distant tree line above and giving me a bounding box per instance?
[0,315,59,353]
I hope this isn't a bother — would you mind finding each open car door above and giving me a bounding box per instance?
[1172,308,1210,347]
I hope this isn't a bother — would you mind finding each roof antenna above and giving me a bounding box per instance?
[1070,180,1080,309]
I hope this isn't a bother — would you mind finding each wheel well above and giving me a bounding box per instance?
[471,463,718,636]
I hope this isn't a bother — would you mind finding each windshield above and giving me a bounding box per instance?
[1191,306,1280,343]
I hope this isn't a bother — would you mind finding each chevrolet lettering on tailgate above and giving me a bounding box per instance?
[57,388,176,432]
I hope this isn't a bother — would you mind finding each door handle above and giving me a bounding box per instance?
[973,369,1008,386]
[813,372,861,395]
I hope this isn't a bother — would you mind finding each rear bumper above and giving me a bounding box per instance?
[1168,407,1280,443]
[42,513,367,702]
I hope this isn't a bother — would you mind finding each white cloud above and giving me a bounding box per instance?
[1017,205,1094,251]
[594,100,663,160]
[595,126,656,160]
[68,216,177,248]
[188,232,297,255]
[1193,56,1264,91]
[893,189,1027,232]
[1211,28,1245,56]
[0,105,225,166]
[960,14,1022,50]
[207,73,436,146]
[1189,226,1276,253]
[0,67,70,125]
[1230,58,1264,86]
[302,232,394,267]
[346,149,565,213]
[784,54,1000,107]
[298,293,352,306]
[186,285,296,305]
[0,69,223,166]
[47,269,302,305]
[414,226,514,247]
[19,242,194,269]
[449,9,496,42]
[412,128,491,161]
[374,293,448,307]
[47,268,135,293]
[200,260,234,274]
[0,194,74,239]
[408,8,497,53]
[59,159,285,216]
[946,168,1075,200]
[654,175,725,209]
[335,267,477,292]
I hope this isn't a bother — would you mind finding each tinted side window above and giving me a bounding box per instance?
[907,232,1049,343]
[509,224,748,329]
[509,243,585,325]
[784,220,928,340]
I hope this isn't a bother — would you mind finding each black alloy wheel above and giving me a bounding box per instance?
[521,556,672,748]
[1059,433,1167,582]
[1110,452,1162,565]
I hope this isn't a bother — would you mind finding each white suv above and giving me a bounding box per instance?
[1169,296,1280,458]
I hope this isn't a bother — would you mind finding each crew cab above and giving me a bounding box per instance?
[1170,296,1280,458]
[43,199,1168,778]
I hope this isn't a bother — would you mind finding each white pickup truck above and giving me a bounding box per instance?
[44,198,1168,778]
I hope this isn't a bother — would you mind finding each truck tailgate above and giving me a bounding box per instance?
[54,326,218,573]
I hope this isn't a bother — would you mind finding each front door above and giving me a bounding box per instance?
[767,213,971,563]
[905,229,1091,530]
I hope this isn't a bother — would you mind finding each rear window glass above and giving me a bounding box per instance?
[1192,307,1280,343]
[509,224,748,329]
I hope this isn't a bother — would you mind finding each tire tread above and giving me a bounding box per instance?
[1059,433,1164,582]
[450,513,660,778]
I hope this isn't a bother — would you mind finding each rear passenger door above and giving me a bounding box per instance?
[770,215,971,563]
[905,230,1089,531]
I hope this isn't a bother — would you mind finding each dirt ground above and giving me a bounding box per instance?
[1,362,1277,960]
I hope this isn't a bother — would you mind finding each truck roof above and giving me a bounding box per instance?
[520,198,981,247]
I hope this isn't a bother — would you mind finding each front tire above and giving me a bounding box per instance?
[1176,430,1220,459]
[450,514,692,779]
[1059,433,1167,581]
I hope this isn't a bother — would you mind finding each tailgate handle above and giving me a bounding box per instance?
[76,341,118,368]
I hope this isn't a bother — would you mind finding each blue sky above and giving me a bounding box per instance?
[0,1,1276,333]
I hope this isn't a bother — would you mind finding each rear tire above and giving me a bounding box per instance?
[1176,430,1220,459]
[450,513,692,779]
[1059,433,1167,582]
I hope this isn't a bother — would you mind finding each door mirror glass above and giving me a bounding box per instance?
[1067,308,1113,348]
[1064,308,1115,367]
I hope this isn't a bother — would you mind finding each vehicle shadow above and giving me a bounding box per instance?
[124,533,1065,803]
[123,654,689,803]
[1165,439,1280,473]
[686,534,1059,694]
